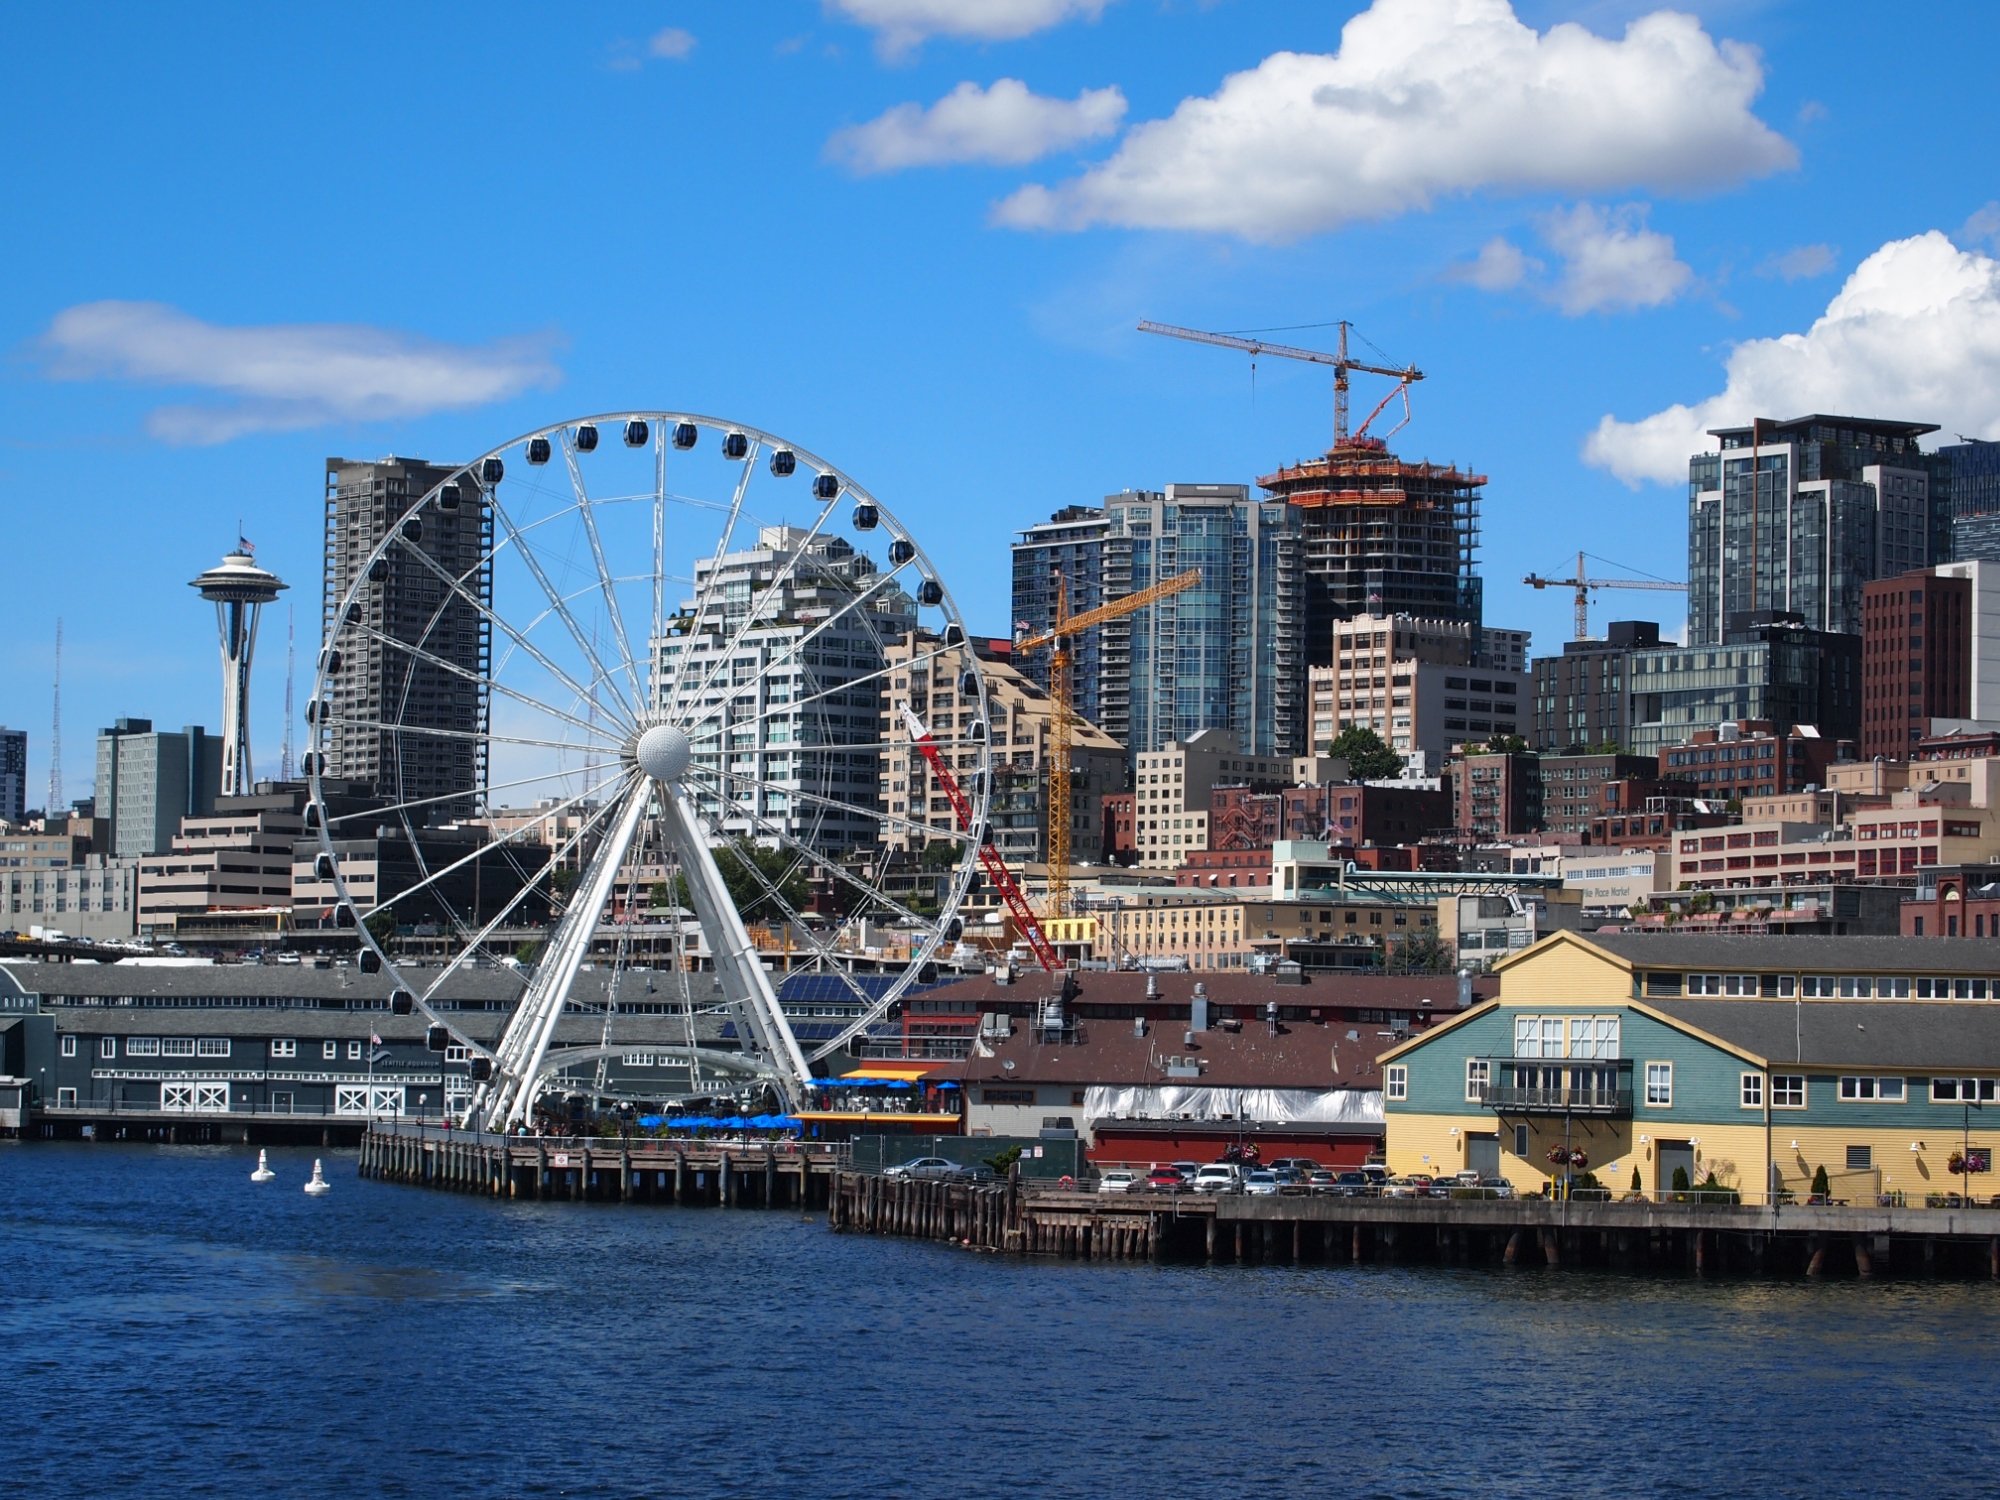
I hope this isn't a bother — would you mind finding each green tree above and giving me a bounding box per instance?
[1483,733,1529,755]
[1811,1164,1831,1199]
[1324,727,1404,781]
[363,909,397,951]
[670,839,812,925]
[1383,929,1456,975]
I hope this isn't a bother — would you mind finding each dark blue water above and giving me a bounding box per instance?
[1,1143,1992,1499]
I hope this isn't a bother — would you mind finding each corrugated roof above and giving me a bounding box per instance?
[1563,932,2000,976]
[950,1014,1425,1089]
[1647,999,2000,1071]
[920,969,1496,1012]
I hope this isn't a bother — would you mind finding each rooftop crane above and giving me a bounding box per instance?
[1138,319,1424,449]
[1523,551,1689,641]
[1018,566,1200,920]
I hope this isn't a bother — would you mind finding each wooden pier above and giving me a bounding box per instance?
[359,1123,844,1209]
[828,1175,2000,1278]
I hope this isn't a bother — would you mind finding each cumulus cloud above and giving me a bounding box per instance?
[1963,201,2000,249]
[38,301,562,445]
[1540,202,1692,314]
[1758,242,1837,281]
[1583,231,2000,485]
[1450,235,1540,291]
[827,79,1125,172]
[994,0,1795,242]
[828,0,1113,59]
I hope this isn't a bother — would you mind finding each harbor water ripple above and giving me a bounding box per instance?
[1,1143,1993,1499]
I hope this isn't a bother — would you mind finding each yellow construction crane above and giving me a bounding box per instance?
[1018,566,1200,918]
[1523,551,1688,641]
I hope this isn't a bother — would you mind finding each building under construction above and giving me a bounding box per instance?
[1259,438,1484,667]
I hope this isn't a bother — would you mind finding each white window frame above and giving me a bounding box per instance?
[1879,1076,1906,1102]
[1877,977,1911,999]
[323,1040,338,1060]
[1385,1064,1408,1102]
[1740,1072,1764,1109]
[347,1040,362,1060]
[196,1038,229,1059]
[1644,1061,1673,1107]
[1800,975,1838,998]
[60,1034,77,1057]
[126,1036,160,1057]
[1931,1077,2000,1103]
[1838,1075,1903,1103]
[162,1037,195,1058]
[1772,1074,1807,1109]
[99,1036,116,1059]
[1465,1058,1490,1103]
[270,1038,296,1059]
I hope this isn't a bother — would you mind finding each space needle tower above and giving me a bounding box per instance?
[190,543,287,797]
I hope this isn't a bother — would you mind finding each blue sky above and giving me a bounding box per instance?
[6,0,2000,805]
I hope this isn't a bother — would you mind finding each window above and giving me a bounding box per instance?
[1385,1065,1408,1102]
[162,1038,196,1057]
[347,1041,362,1060]
[1513,1124,1530,1157]
[1740,1073,1763,1108]
[1845,1145,1873,1171]
[1465,1059,1491,1102]
[1878,977,1911,999]
[323,1041,338,1061]
[1772,1074,1806,1108]
[1572,1017,1620,1060]
[1514,1017,1563,1058]
[445,1045,471,1064]
[1645,1062,1673,1107]
[60,1034,77,1057]
[127,1037,160,1057]
[1931,1077,2000,1103]
[270,1039,296,1059]
[1800,976,1839,997]
[196,1038,229,1058]
[1838,1076,1905,1102]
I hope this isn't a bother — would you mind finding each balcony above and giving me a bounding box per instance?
[1479,1058,1633,1117]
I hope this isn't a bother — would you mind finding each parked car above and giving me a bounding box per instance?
[1358,1163,1390,1186]
[1267,1156,1320,1177]
[1479,1177,1516,1199]
[1379,1177,1420,1199]
[1304,1169,1339,1194]
[883,1156,959,1180]
[1243,1169,1280,1196]
[1404,1173,1438,1197]
[1330,1171,1374,1197]
[1193,1163,1243,1194]
[1170,1160,1202,1183]
[1145,1166,1189,1193]
[1268,1166,1310,1195]
[1099,1169,1141,1194]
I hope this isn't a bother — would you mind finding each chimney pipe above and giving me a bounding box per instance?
[1457,968,1473,1008]
[1265,999,1279,1037]
[1191,980,1209,1033]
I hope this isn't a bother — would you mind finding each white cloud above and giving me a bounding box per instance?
[1583,231,2000,485]
[995,0,1794,242]
[1758,242,1836,281]
[648,27,697,60]
[1963,201,2000,250]
[1451,235,1539,291]
[827,79,1126,172]
[1540,202,1691,314]
[38,301,562,445]
[828,0,1113,58]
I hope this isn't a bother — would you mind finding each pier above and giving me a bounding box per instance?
[829,1175,2000,1278]
[358,1121,844,1208]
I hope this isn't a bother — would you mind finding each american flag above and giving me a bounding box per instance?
[369,1032,382,1046]
[238,535,256,555]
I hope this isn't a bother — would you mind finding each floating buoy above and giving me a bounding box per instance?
[303,1158,331,1196]
[250,1149,275,1183]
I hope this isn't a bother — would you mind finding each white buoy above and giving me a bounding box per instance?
[303,1158,331,1196]
[251,1148,275,1183]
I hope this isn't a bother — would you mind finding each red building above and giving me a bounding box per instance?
[1862,569,1971,762]
[1099,792,1136,865]
[1658,720,1851,801]
[1900,866,2000,938]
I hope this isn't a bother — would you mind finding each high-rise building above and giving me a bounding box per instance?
[93,718,222,859]
[1529,620,1662,752]
[654,526,912,853]
[1686,415,1939,645]
[1257,441,1484,664]
[1309,613,1531,773]
[190,548,286,798]
[1938,437,2000,559]
[1626,617,1861,759]
[0,727,24,823]
[1011,485,1301,763]
[321,456,490,818]
[1860,568,1971,761]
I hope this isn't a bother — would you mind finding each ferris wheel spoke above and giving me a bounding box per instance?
[559,433,647,715]
[363,765,636,922]
[343,618,612,746]
[324,757,628,830]
[663,436,762,708]
[485,486,642,728]
[652,431,668,709]
[388,529,629,737]
[329,714,623,756]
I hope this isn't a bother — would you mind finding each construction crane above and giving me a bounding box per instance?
[1018,566,1201,919]
[1138,319,1423,449]
[1523,551,1689,641]
[898,704,1060,974]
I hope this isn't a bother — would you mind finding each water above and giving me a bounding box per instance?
[1,1143,1993,1499]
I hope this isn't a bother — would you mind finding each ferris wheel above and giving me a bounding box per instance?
[305,412,990,1127]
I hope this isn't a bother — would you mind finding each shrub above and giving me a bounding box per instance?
[1630,1167,1642,1195]
[984,1145,1023,1176]
[1671,1165,1690,1192]
[1811,1165,1831,1199]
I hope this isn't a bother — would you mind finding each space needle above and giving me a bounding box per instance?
[190,544,287,797]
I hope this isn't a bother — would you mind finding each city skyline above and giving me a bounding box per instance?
[7,1,2000,802]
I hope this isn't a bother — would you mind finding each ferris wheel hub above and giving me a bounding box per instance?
[633,722,693,784]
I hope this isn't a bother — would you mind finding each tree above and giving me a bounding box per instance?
[1383,930,1455,975]
[1324,726,1403,781]
[669,838,812,925]
[1483,733,1529,755]
[363,909,397,952]
[1811,1164,1831,1200]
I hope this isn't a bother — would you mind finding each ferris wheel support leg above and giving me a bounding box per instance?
[657,786,812,1112]
[489,782,652,1130]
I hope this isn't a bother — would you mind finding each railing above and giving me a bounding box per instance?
[1483,1084,1633,1116]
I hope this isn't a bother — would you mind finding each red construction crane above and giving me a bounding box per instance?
[898,703,1060,974]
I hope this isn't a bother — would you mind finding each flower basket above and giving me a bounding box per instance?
[1948,1151,1989,1176]
[1545,1145,1589,1169]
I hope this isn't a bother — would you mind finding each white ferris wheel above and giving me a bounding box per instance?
[305,412,990,1128]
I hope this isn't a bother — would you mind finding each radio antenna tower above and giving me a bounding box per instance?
[47,618,63,815]
[280,605,296,781]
